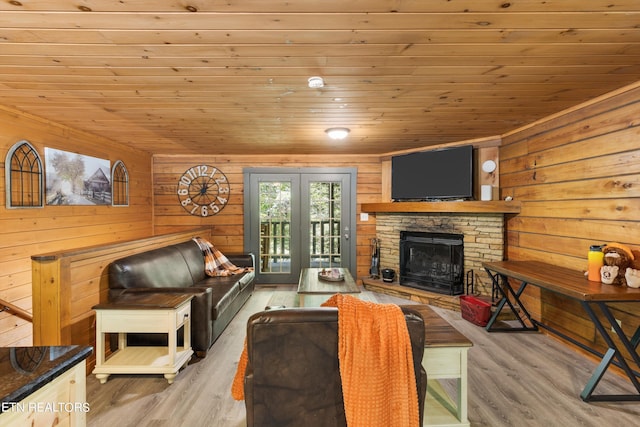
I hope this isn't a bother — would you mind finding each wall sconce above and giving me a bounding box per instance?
[325,128,350,140]
[482,160,497,173]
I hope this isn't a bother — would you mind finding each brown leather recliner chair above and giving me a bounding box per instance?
[243,307,427,427]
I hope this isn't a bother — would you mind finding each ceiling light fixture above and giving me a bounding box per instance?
[325,127,350,140]
[308,76,324,88]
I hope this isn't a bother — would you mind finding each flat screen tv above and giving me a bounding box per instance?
[391,145,474,201]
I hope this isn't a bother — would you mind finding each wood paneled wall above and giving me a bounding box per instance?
[32,228,211,373]
[0,106,154,347]
[152,155,382,278]
[500,82,640,360]
[3,78,639,362]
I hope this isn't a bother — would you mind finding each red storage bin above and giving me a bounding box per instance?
[459,295,492,326]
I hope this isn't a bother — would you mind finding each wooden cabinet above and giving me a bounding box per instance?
[0,347,90,427]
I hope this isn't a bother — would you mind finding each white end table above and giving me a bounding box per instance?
[93,293,193,384]
[406,304,472,427]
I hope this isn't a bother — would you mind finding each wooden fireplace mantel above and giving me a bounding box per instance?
[361,200,521,214]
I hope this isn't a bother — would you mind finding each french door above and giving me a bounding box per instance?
[244,168,356,284]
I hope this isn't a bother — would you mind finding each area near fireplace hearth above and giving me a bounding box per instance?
[360,206,519,310]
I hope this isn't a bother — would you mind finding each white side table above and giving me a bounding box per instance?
[423,345,471,427]
[93,293,194,384]
[406,304,472,427]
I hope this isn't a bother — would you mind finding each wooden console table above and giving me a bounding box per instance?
[93,293,194,384]
[483,260,640,402]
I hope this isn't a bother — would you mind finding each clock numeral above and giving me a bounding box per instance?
[197,165,210,177]
[190,203,200,214]
[208,203,220,214]
[186,168,198,180]
[208,167,219,178]
[218,186,230,194]
[215,175,227,185]
[179,176,192,186]
[181,197,192,207]
[217,196,228,205]
[177,188,188,196]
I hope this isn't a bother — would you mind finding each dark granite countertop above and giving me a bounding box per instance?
[0,345,92,411]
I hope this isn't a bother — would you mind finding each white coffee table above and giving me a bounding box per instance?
[93,293,193,384]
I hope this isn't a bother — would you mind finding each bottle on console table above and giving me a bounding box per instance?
[587,244,605,282]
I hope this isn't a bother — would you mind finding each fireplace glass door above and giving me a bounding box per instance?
[399,231,464,295]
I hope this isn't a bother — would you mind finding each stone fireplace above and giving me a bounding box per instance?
[375,212,505,297]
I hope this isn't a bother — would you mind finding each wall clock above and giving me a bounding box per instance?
[177,165,230,217]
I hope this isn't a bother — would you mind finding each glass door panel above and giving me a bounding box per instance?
[249,173,300,284]
[302,174,351,272]
[308,181,341,268]
[259,181,291,274]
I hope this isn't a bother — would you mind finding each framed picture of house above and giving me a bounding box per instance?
[44,148,111,205]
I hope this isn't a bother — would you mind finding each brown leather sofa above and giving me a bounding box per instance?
[242,307,427,427]
[108,239,255,357]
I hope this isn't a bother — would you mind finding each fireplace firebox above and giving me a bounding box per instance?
[399,231,464,295]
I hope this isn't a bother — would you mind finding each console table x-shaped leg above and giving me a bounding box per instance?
[580,301,640,402]
[484,267,640,402]
[484,271,538,332]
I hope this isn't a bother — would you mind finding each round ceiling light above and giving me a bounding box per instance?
[325,127,350,140]
[308,76,325,88]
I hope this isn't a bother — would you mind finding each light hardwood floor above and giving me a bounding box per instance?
[86,286,640,426]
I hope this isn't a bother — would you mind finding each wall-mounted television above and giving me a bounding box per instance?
[391,145,474,201]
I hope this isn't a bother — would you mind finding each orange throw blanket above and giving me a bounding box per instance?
[231,338,248,401]
[231,294,419,427]
[322,294,419,427]
[193,237,252,277]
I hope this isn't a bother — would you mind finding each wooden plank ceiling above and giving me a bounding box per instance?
[0,1,639,155]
